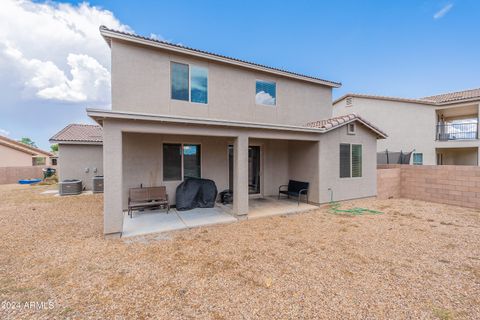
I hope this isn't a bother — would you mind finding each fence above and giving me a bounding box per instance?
[377,164,480,209]
[0,166,54,185]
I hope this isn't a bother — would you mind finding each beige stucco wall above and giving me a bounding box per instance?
[0,144,33,167]
[288,141,320,203]
[111,39,333,126]
[318,123,378,203]
[58,144,103,190]
[334,97,437,165]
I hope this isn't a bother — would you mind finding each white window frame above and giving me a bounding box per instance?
[340,143,363,179]
[162,142,203,182]
[171,62,208,105]
[255,79,277,107]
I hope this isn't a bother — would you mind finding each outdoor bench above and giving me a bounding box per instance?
[278,180,309,205]
[128,186,170,218]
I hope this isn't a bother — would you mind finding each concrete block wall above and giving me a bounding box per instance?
[0,165,53,185]
[377,165,480,209]
[377,168,401,200]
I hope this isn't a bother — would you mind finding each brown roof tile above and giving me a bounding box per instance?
[306,114,387,138]
[49,124,103,143]
[421,88,480,103]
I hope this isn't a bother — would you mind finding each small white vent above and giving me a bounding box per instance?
[346,97,353,106]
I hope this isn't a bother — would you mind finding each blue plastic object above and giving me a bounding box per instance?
[18,178,42,185]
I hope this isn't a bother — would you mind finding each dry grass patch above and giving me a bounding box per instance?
[0,184,479,319]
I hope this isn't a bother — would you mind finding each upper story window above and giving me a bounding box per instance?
[171,62,208,104]
[255,80,276,106]
[413,153,423,165]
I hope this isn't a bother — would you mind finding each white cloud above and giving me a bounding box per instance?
[434,3,454,19]
[0,129,10,136]
[255,91,276,106]
[0,0,132,103]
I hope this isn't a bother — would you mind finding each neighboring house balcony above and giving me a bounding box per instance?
[436,122,478,141]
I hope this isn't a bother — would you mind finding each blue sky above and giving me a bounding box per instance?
[1,0,479,149]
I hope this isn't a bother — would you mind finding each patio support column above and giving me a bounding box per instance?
[103,121,123,237]
[233,134,249,217]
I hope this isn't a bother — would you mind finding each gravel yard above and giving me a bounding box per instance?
[1,184,479,319]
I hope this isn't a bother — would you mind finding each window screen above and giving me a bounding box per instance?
[171,62,189,101]
[163,144,182,181]
[190,66,208,104]
[255,80,276,106]
[183,144,201,179]
[340,144,351,178]
[352,144,362,177]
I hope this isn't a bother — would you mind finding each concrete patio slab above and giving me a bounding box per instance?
[177,207,237,228]
[122,211,186,237]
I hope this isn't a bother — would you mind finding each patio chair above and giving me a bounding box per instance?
[278,180,309,205]
[128,186,170,218]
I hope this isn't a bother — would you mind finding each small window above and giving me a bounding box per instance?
[51,158,57,166]
[413,153,423,165]
[347,123,356,135]
[171,62,208,104]
[340,144,362,178]
[171,62,189,101]
[32,157,46,166]
[255,80,276,106]
[163,144,182,181]
[183,144,201,179]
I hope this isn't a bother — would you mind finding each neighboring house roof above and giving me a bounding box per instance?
[99,26,341,89]
[421,88,480,104]
[334,87,480,106]
[49,124,103,144]
[306,114,387,139]
[0,135,53,157]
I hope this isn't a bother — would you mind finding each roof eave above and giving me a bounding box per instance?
[99,26,341,89]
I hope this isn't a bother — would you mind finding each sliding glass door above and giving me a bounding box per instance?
[228,145,261,194]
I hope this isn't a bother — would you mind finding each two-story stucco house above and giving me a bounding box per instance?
[87,26,386,237]
[334,88,480,166]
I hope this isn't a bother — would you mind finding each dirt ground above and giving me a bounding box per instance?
[0,184,479,319]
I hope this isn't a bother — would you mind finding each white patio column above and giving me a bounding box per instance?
[233,134,249,217]
[103,121,123,237]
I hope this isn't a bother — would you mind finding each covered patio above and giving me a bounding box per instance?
[88,109,324,237]
[122,197,318,237]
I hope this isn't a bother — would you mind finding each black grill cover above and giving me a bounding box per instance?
[175,178,218,211]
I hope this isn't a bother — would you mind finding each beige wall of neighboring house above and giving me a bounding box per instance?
[0,144,35,167]
[334,92,480,166]
[111,39,333,127]
[58,144,103,190]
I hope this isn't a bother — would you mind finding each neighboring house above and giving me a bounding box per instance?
[334,88,480,166]
[0,135,54,167]
[49,124,103,190]
[88,26,386,236]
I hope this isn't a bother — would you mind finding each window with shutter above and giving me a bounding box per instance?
[340,144,351,178]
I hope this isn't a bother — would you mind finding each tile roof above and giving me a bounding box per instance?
[334,88,480,106]
[306,114,387,138]
[421,88,480,103]
[99,26,341,88]
[0,135,53,156]
[49,124,103,144]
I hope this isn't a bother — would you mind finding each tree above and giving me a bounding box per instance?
[50,144,58,153]
[19,137,37,148]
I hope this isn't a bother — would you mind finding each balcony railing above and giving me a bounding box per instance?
[436,122,478,141]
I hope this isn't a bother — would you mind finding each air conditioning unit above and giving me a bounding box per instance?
[59,179,82,196]
[93,176,104,193]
